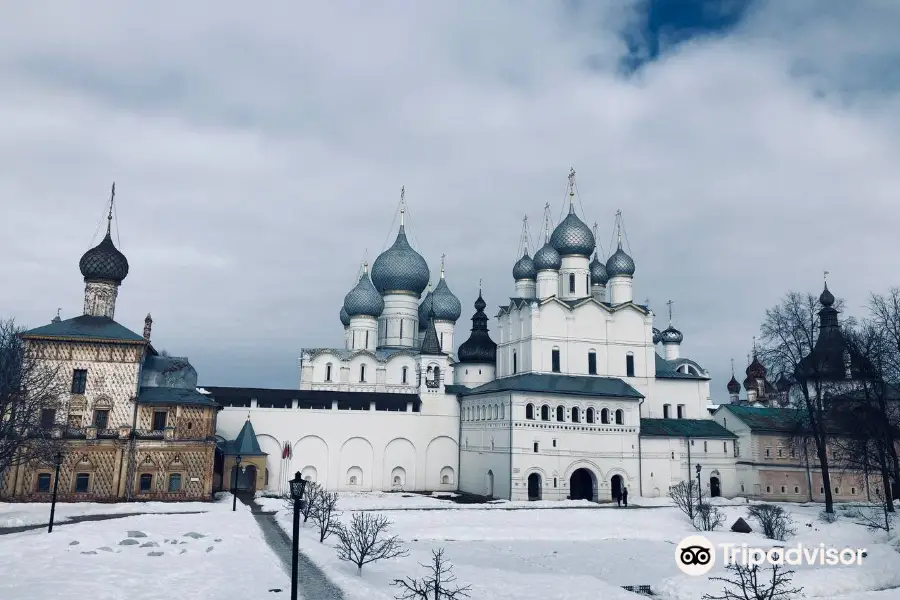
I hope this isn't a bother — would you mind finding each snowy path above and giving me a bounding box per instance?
[239,494,346,600]
[0,511,207,535]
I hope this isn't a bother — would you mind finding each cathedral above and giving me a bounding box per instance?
[211,170,739,501]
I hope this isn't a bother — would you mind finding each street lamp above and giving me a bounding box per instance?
[695,463,703,505]
[289,471,308,600]
[48,451,62,533]
[232,455,243,512]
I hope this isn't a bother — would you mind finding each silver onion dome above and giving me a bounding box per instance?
[606,244,635,278]
[659,326,683,344]
[340,306,351,327]
[512,251,537,280]
[343,268,384,318]
[550,206,595,257]
[533,242,562,271]
[589,255,608,285]
[79,230,129,283]
[430,278,461,322]
[371,225,430,296]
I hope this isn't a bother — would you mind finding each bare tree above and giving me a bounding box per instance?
[313,490,340,543]
[695,503,725,532]
[668,480,699,521]
[302,482,323,523]
[846,489,895,534]
[702,563,802,600]
[0,319,66,475]
[746,504,795,541]
[335,512,409,574]
[391,548,472,600]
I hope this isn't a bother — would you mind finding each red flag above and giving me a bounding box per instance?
[283,442,291,459]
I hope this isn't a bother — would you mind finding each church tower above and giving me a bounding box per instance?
[79,183,129,319]
[455,288,497,387]
[606,211,636,304]
[418,312,450,397]
[550,169,595,301]
[417,255,461,355]
[342,262,383,352]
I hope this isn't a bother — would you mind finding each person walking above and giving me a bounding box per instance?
[622,487,628,507]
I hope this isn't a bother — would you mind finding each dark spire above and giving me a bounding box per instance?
[727,358,741,394]
[420,313,442,355]
[457,290,497,363]
[796,278,864,381]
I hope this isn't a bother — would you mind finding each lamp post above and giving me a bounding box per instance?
[48,451,62,533]
[232,455,242,511]
[695,463,703,506]
[289,471,308,600]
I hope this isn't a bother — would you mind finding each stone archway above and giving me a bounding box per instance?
[569,468,596,501]
[610,474,623,502]
[486,470,494,498]
[710,476,721,498]
[527,473,542,500]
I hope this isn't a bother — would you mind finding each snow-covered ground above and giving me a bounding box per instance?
[258,492,900,600]
[0,496,287,600]
[0,499,210,528]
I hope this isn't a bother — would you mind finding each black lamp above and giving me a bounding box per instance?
[289,471,307,600]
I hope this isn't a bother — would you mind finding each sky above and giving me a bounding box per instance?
[1,0,898,399]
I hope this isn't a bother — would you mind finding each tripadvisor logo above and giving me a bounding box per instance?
[675,535,867,576]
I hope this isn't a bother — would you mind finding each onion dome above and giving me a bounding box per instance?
[457,291,497,363]
[589,254,608,285]
[742,376,753,391]
[340,306,351,328]
[430,276,461,322]
[746,355,766,380]
[652,327,661,344]
[550,204,595,257]
[513,250,537,280]
[79,229,129,283]
[371,224,430,296]
[819,283,835,307]
[343,265,384,318]
[606,242,635,278]
[533,242,562,271]
[659,326,683,344]
[727,375,741,394]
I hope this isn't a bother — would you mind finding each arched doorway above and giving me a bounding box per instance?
[233,464,258,492]
[569,468,595,501]
[487,470,494,498]
[527,473,542,500]
[710,476,721,498]
[610,474,623,502]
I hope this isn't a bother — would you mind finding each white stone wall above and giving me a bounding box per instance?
[458,391,512,498]
[558,256,590,301]
[378,294,420,348]
[639,437,739,499]
[347,316,377,352]
[454,363,495,388]
[299,350,419,392]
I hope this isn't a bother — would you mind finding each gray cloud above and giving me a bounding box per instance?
[1,1,898,397]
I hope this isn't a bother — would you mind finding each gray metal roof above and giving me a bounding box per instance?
[640,418,737,438]
[655,354,709,380]
[137,386,219,407]
[533,242,562,270]
[302,346,421,363]
[550,206,595,257]
[606,243,635,277]
[79,230,129,282]
[512,251,537,280]
[589,255,608,285]
[23,315,146,343]
[141,355,198,389]
[371,225,430,296]
[455,373,643,399]
[343,271,384,318]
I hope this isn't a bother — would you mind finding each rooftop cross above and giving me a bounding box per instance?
[399,186,406,227]
[106,181,116,234]
[440,253,446,279]
[666,299,674,325]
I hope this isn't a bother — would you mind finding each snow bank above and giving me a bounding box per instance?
[0,500,212,528]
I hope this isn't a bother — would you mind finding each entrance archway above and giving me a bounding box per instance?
[233,464,257,492]
[710,476,721,497]
[527,473,542,500]
[610,474,623,502]
[569,468,595,501]
[487,470,494,498]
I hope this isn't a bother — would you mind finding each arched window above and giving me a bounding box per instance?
[556,405,565,422]
[401,366,408,384]
[568,273,575,293]
[493,405,498,419]
[479,406,483,420]
[615,409,624,425]
[601,408,609,424]
[526,404,535,420]
[572,407,580,423]
[500,403,505,419]
[365,330,369,348]
[626,352,635,377]
[359,364,366,382]
[587,350,597,375]
[551,347,561,372]
[586,407,595,423]
[541,405,550,421]
[325,363,333,382]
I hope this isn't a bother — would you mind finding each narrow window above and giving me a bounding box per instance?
[676,405,684,419]
[365,330,369,348]
[703,441,707,452]
[75,473,90,493]
[541,405,550,421]
[40,408,56,428]
[572,407,580,423]
[493,405,498,419]
[765,447,771,457]
[615,409,623,425]
[777,448,783,457]
[556,405,564,422]
[93,409,109,429]
[36,473,51,492]
[526,404,534,419]
[586,407,595,423]
[401,366,408,384]
[586,274,590,292]
[500,404,505,419]
[71,369,87,394]
[533,442,539,453]
[440,332,444,348]
[781,486,786,493]
[671,451,675,459]
[168,473,182,492]
[766,485,771,493]
[325,364,332,382]
[588,351,597,375]
[724,442,728,453]
[794,486,800,494]
[152,411,167,431]
[399,320,404,339]
[139,473,153,492]
[601,408,609,424]
[554,477,558,488]
[568,273,575,293]
[663,404,670,419]
[625,354,635,377]
[513,351,517,374]
[551,348,560,372]
[552,439,557,447]
[360,364,366,382]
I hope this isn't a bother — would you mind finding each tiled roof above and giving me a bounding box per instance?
[22,315,146,343]
[716,405,806,433]
[456,373,643,399]
[201,386,422,411]
[640,418,736,438]
[219,419,267,456]
[655,354,708,380]
[137,386,219,408]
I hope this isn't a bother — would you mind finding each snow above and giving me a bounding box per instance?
[0,500,211,528]
[257,493,900,600]
[0,497,287,600]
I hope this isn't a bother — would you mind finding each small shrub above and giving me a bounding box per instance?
[819,510,839,524]
[335,512,409,574]
[747,504,795,541]
[695,503,725,531]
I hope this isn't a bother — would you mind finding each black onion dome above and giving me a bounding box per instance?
[457,291,497,363]
[819,283,835,307]
[606,244,635,278]
[340,306,351,327]
[550,206,595,256]
[343,271,384,318]
[371,225,430,295]
[513,251,537,280]
[659,326,683,344]
[430,278,461,322]
[533,242,562,270]
[743,376,753,391]
[652,327,661,344]
[727,375,741,394]
[589,255,608,285]
[79,231,129,282]
[746,355,766,380]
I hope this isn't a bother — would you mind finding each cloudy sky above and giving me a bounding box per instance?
[1,0,898,398]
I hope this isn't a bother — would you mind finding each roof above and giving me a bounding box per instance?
[301,347,422,363]
[200,386,422,411]
[137,386,220,408]
[219,419,267,456]
[455,373,643,399]
[640,418,736,438]
[497,296,651,317]
[655,354,708,380]
[445,384,470,395]
[715,405,806,433]
[22,315,146,343]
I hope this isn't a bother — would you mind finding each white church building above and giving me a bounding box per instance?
[211,171,738,501]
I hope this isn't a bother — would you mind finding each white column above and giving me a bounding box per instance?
[536,270,558,300]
